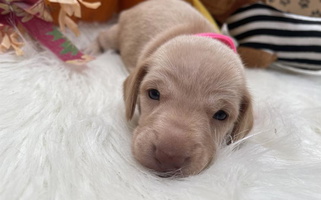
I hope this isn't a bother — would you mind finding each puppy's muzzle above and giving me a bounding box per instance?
[154,145,191,172]
[150,127,194,173]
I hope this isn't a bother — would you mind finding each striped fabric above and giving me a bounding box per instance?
[226,3,321,71]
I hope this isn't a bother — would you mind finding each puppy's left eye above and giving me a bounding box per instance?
[213,110,228,121]
[148,89,160,100]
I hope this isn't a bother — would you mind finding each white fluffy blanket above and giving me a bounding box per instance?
[1,23,321,200]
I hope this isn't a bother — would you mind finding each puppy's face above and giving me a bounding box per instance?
[124,36,253,177]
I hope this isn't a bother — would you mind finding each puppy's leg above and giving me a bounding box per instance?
[97,24,119,51]
[86,24,119,55]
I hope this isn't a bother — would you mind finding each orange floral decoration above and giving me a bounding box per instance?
[0,24,24,56]
[46,0,101,36]
[0,0,101,56]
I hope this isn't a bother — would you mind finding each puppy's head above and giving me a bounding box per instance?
[124,35,253,177]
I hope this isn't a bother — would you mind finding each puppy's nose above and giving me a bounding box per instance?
[154,148,189,171]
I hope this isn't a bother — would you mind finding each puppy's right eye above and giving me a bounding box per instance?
[213,110,228,121]
[148,89,160,100]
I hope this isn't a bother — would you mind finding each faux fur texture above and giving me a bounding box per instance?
[1,23,321,200]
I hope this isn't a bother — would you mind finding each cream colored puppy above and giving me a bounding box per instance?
[90,0,253,177]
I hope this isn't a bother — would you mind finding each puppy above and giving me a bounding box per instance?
[90,0,253,177]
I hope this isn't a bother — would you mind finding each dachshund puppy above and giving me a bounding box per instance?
[89,0,253,177]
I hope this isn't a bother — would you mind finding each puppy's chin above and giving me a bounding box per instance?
[131,126,214,177]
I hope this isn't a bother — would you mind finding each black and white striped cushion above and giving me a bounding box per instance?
[226,3,321,71]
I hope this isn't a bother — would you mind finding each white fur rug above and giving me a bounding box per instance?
[1,23,321,200]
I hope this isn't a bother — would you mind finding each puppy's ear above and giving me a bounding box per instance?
[123,64,148,120]
[229,89,254,144]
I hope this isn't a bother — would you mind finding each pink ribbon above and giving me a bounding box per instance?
[195,33,237,53]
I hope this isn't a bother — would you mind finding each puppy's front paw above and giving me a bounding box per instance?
[84,41,103,56]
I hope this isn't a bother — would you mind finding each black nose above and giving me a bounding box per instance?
[154,148,189,171]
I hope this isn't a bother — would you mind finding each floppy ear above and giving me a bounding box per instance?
[123,64,149,120]
[229,89,254,143]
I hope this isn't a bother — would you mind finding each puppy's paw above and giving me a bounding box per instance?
[84,41,102,56]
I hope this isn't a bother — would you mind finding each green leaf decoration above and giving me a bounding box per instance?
[60,41,78,56]
[46,27,64,41]
[46,27,79,55]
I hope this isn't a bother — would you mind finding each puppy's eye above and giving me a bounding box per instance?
[213,110,228,121]
[148,89,160,100]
